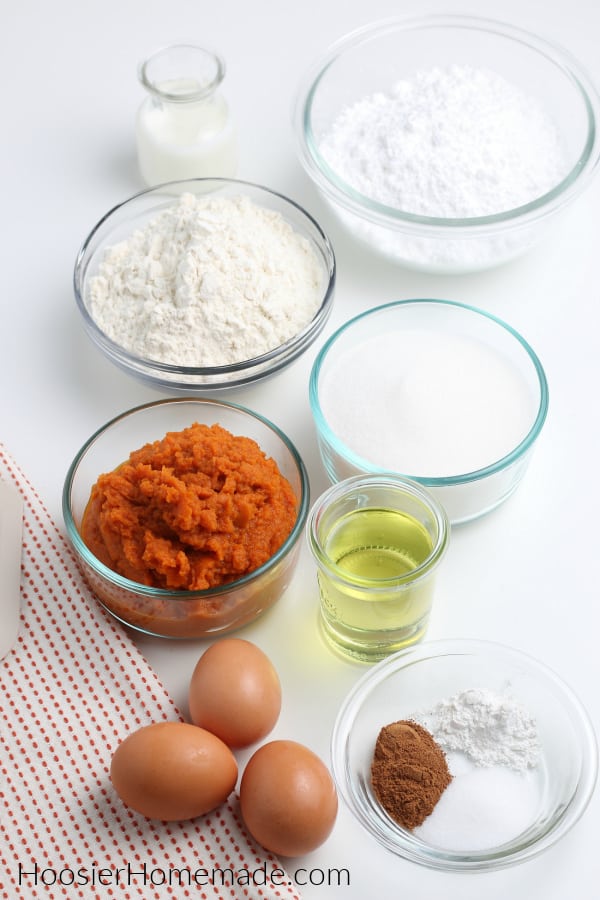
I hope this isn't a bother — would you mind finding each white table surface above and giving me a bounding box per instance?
[3,0,599,896]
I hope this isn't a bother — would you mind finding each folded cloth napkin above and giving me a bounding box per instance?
[0,446,302,900]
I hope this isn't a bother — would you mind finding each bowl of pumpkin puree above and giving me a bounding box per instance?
[63,398,309,638]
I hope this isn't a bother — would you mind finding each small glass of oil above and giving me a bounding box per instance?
[307,475,449,662]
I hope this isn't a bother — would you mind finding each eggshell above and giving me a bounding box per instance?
[239,740,338,857]
[110,721,237,821]
[188,638,281,748]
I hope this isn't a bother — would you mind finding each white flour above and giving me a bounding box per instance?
[420,688,541,772]
[87,192,324,366]
[320,64,568,218]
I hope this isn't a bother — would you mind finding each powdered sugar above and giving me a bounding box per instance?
[318,63,570,270]
[87,192,324,367]
[419,688,541,772]
[320,64,568,218]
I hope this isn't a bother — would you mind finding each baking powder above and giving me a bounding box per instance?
[420,688,541,771]
[87,192,324,366]
[320,64,568,217]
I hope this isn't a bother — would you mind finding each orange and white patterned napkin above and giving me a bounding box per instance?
[0,445,302,900]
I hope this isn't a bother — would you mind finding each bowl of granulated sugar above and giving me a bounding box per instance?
[309,299,548,524]
[74,178,335,390]
[294,14,600,273]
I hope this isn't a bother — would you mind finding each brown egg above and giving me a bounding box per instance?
[239,740,338,857]
[188,638,281,748]
[110,721,237,821]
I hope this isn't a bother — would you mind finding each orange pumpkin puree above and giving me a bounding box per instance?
[81,422,297,590]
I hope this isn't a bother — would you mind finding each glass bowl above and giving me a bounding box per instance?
[294,15,600,273]
[331,639,598,871]
[62,398,309,638]
[309,299,548,525]
[73,178,336,390]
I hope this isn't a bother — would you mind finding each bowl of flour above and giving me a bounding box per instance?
[74,179,336,390]
[294,15,600,273]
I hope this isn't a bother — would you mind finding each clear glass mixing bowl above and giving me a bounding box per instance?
[294,15,600,273]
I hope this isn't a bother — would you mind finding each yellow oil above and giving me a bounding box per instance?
[319,507,436,661]
[324,507,433,581]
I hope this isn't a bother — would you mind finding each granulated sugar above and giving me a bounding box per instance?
[320,64,568,218]
[319,329,536,478]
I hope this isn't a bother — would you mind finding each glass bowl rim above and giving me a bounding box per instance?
[331,637,599,871]
[73,177,336,383]
[308,298,549,486]
[62,397,310,600]
[294,13,600,232]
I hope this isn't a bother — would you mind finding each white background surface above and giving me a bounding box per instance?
[2,0,599,897]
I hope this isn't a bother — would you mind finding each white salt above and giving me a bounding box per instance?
[319,329,536,477]
[415,755,540,851]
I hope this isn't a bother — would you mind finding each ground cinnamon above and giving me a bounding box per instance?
[371,719,452,830]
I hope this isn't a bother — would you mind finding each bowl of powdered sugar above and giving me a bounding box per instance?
[294,15,600,273]
[331,639,598,871]
[74,178,335,389]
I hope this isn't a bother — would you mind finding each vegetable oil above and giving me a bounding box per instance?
[317,506,439,661]
[307,475,449,662]
[324,507,433,581]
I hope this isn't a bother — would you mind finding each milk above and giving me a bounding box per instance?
[136,77,238,186]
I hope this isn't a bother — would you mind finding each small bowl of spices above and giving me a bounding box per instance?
[73,178,335,390]
[62,398,309,638]
[294,14,600,273]
[332,639,598,871]
[310,299,548,525]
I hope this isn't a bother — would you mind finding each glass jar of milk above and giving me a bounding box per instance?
[136,44,237,186]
